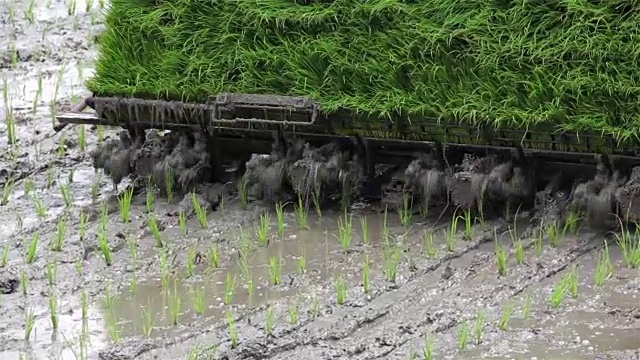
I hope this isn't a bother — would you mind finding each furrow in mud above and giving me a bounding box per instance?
[214,232,601,360]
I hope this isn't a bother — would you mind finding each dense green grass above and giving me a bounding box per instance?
[88,0,640,141]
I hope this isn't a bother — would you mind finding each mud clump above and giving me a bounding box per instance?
[91,130,218,205]
[244,139,364,204]
[403,152,447,208]
[0,267,19,294]
[401,152,535,217]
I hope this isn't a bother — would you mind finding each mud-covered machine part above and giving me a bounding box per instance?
[56,94,640,224]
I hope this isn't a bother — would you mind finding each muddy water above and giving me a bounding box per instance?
[1,1,640,360]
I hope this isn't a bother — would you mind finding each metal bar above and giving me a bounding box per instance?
[55,113,201,130]
[53,97,90,132]
[211,118,316,126]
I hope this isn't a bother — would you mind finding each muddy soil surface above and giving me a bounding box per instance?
[1,2,639,360]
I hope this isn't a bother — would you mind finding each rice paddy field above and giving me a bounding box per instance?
[0,1,639,360]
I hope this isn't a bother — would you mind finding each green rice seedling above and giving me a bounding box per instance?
[168,280,181,325]
[310,296,320,318]
[594,242,614,286]
[423,229,437,258]
[499,303,514,330]
[148,215,163,247]
[289,301,299,325]
[268,256,282,285]
[32,194,47,219]
[312,184,322,218]
[362,255,371,293]
[398,192,412,227]
[550,274,571,308]
[461,209,474,240]
[46,260,58,286]
[25,307,35,340]
[422,332,434,360]
[237,175,249,209]
[97,125,105,143]
[91,176,101,200]
[146,186,155,213]
[119,186,134,222]
[407,349,417,360]
[295,194,309,229]
[66,0,76,15]
[25,232,39,264]
[563,207,581,236]
[80,290,88,320]
[186,247,197,277]
[336,210,354,252]
[99,203,109,232]
[56,134,67,157]
[192,285,206,315]
[20,270,29,296]
[383,243,401,282]
[458,321,470,350]
[335,275,347,305]
[165,167,175,203]
[495,238,508,276]
[275,202,285,238]
[23,177,34,196]
[98,232,112,266]
[444,214,458,252]
[51,216,67,251]
[534,227,544,255]
[523,294,532,319]
[25,0,36,23]
[247,274,257,298]
[191,192,208,228]
[1,243,9,267]
[239,225,251,255]
[7,5,14,25]
[567,265,579,298]
[141,304,154,337]
[224,272,236,305]
[297,247,307,275]
[209,244,220,268]
[475,309,485,345]
[547,220,561,248]
[381,206,391,242]
[4,114,17,146]
[265,306,275,334]
[514,238,525,264]
[60,182,73,208]
[256,212,271,246]
[127,238,138,263]
[104,283,117,309]
[160,250,170,291]
[79,211,89,240]
[226,310,239,348]
[49,290,59,331]
[105,310,120,343]
[615,223,640,268]
[130,272,138,295]
[1,177,16,206]
[77,124,86,151]
[75,259,84,277]
[360,216,369,245]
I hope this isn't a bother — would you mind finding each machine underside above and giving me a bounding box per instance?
[55,93,640,229]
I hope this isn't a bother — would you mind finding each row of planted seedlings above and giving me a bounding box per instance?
[417,209,639,358]
[9,164,639,356]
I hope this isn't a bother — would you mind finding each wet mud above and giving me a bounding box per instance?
[1,2,639,360]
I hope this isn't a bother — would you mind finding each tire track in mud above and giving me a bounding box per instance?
[208,228,603,360]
